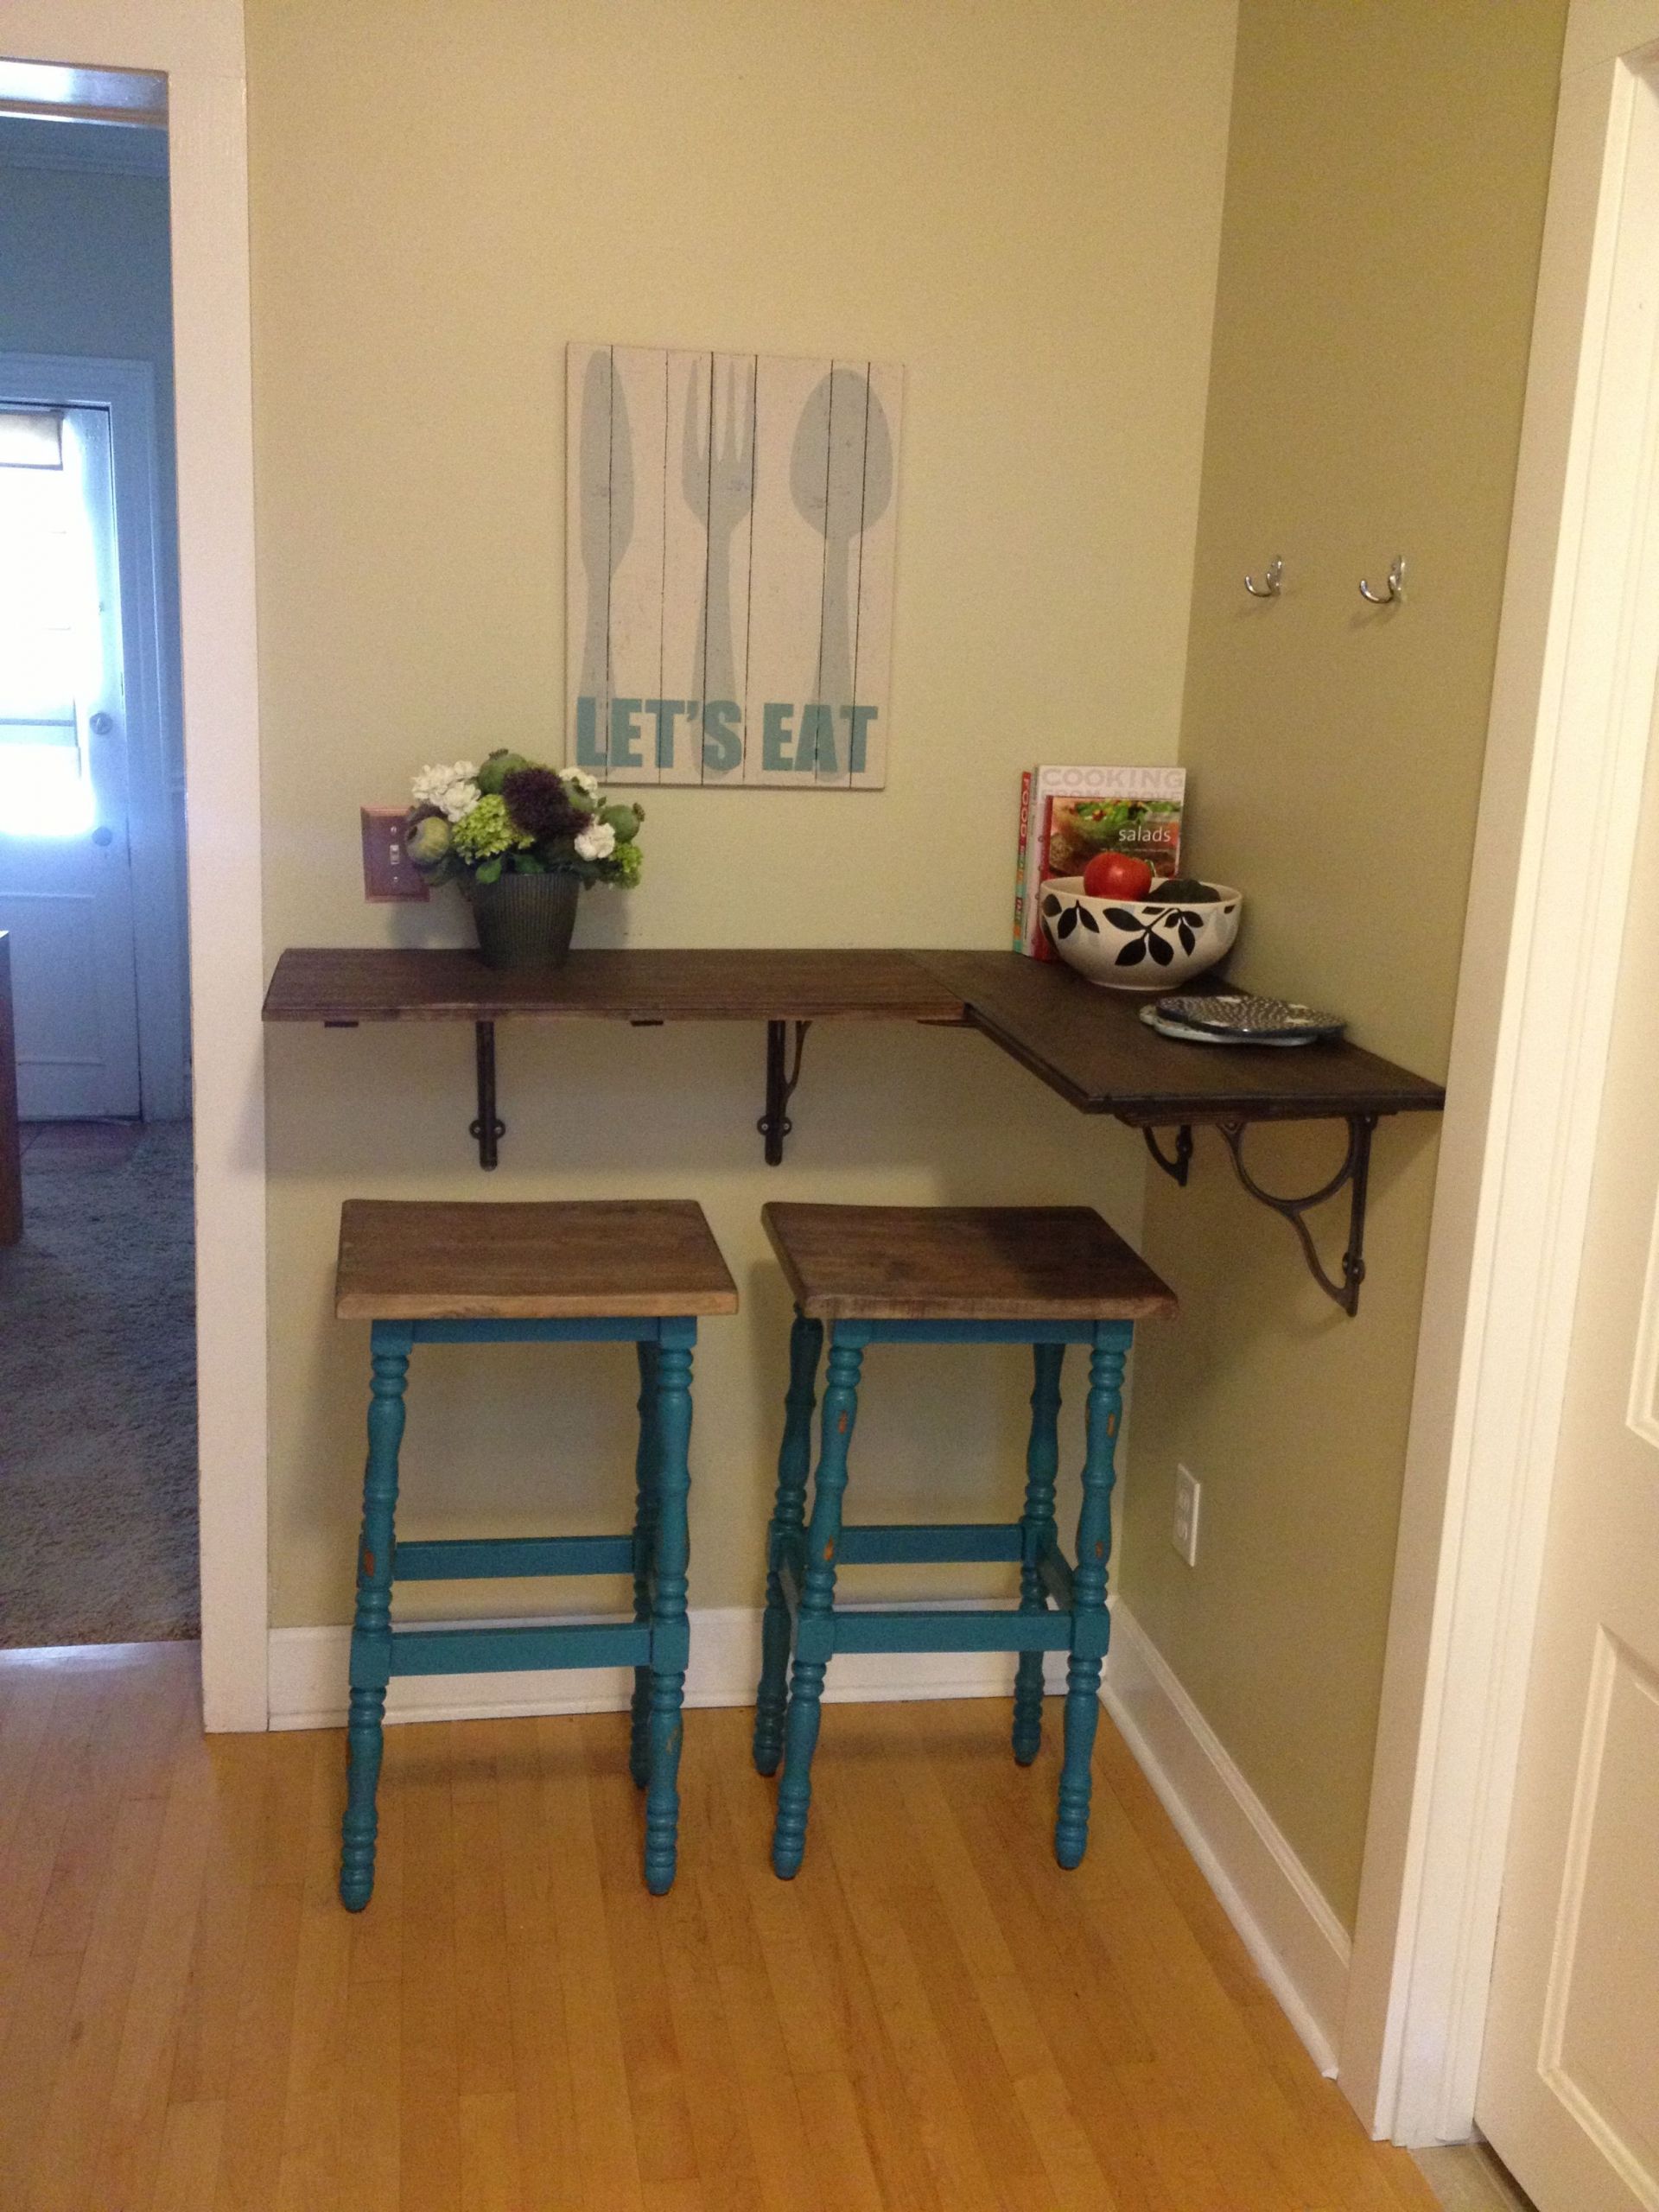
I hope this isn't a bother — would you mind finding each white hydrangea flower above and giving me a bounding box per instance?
[411,760,480,823]
[575,819,616,861]
[561,767,601,801]
[436,778,480,823]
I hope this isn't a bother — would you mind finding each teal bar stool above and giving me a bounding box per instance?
[333,1198,737,1909]
[753,1204,1176,1876]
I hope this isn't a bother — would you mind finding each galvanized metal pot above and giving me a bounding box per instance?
[467,869,579,970]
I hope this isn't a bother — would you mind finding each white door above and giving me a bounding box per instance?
[0,403,143,1117]
[1475,706,1659,2208]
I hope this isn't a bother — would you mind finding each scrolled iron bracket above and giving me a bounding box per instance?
[759,1020,811,1166]
[1216,1113,1377,1316]
[1143,1125,1194,1186]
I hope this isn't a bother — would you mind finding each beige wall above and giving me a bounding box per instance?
[1121,0,1567,1929]
[247,0,1239,1629]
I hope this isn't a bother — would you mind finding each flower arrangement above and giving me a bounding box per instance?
[404,751,645,892]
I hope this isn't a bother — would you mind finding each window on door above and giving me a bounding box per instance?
[0,405,113,838]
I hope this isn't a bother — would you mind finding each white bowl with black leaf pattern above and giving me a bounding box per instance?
[1039,878,1242,991]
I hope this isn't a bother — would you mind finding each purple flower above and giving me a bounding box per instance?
[502,766,583,845]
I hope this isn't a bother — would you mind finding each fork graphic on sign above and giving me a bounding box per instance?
[567,343,902,788]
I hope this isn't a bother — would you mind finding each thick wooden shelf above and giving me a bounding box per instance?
[262,946,967,1027]
[912,950,1446,1123]
[263,944,1445,1313]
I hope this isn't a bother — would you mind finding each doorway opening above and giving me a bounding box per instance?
[0,79,198,1647]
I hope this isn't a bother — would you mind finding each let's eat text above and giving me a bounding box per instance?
[575,697,879,777]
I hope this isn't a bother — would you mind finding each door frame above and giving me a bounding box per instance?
[0,351,189,1118]
[1342,0,1659,2145]
[3,0,268,1728]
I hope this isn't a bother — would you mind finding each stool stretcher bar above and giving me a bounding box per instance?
[1036,1541,1075,1611]
[384,1619,655,1677]
[392,1534,636,1580]
[832,1522,1023,1567]
[776,1563,1108,1660]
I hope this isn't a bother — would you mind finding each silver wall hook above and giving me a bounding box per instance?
[1359,554,1407,605]
[1244,556,1283,599]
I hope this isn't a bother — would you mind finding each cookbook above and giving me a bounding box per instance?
[1013,765,1187,959]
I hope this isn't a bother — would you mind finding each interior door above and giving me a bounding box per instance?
[0,403,142,1118]
[1475,705,1659,2209]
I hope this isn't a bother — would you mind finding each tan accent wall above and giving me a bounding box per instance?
[1121,0,1568,1929]
[246,0,1238,1629]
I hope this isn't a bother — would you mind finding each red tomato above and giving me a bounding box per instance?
[1083,851,1154,900]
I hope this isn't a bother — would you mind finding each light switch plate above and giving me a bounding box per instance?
[360,806,429,902]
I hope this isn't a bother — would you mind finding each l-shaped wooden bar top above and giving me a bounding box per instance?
[263,944,1445,1314]
[262,944,1445,1124]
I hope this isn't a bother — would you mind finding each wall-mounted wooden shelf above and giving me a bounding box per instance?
[264,946,1446,1313]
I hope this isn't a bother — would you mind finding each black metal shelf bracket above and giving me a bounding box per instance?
[459,1015,815,1172]
[1217,1112,1378,1317]
[1143,1125,1194,1186]
[470,1020,505,1171]
[759,1020,811,1166]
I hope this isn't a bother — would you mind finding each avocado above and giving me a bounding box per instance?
[1157,876,1222,903]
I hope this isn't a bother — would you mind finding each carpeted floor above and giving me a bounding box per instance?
[0,1120,198,1645]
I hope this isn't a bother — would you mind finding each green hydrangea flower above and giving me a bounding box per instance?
[609,838,644,889]
[452,793,531,862]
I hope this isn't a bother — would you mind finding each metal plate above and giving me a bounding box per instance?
[1154,991,1345,1041]
[1138,1006,1311,1049]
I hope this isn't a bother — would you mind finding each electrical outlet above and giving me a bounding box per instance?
[1173,1465,1201,1567]
[360,806,429,902]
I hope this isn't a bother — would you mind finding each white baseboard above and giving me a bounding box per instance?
[268,1605,1068,1732]
[1102,1602,1351,2075]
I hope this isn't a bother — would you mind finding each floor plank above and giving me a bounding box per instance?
[0,1647,1442,2212]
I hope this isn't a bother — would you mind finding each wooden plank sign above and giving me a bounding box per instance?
[567,344,901,788]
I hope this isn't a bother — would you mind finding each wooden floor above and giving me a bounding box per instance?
[0,1642,1439,2211]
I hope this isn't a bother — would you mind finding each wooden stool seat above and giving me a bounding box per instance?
[761,1203,1176,1321]
[336,1198,739,1319]
[753,1203,1174,1880]
[334,1198,731,1911]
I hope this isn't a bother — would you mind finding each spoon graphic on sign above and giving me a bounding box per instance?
[790,367,893,779]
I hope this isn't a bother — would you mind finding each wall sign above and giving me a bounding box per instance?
[567,344,902,788]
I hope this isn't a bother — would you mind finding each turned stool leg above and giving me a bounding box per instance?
[772,1332,862,1878]
[1013,1342,1065,1765]
[1055,1327,1128,1869]
[753,1311,823,1776]
[340,1321,411,1910]
[644,1330,694,1895]
[629,1341,660,1789]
